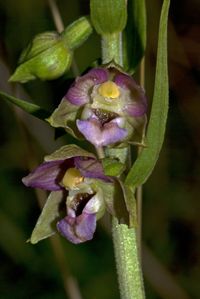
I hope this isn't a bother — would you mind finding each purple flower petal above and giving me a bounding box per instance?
[22,160,71,191]
[114,73,147,117]
[77,118,127,147]
[114,73,139,89]
[65,68,108,106]
[74,157,112,182]
[57,213,96,244]
[86,68,109,82]
[65,77,94,106]
[125,102,147,117]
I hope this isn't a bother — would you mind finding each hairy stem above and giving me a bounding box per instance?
[101,26,145,299]
[112,217,145,299]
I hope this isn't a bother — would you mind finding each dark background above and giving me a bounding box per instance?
[0,0,199,298]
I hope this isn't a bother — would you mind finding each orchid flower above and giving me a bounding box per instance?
[23,145,113,244]
[49,65,147,148]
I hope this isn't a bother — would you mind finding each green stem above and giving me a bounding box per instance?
[112,217,145,299]
[95,146,105,159]
[101,33,123,65]
[101,29,145,299]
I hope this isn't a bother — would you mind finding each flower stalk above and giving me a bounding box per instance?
[101,17,146,299]
[101,33,123,65]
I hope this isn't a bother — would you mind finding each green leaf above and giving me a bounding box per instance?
[29,191,64,244]
[44,144,95,161]
[0,91,50,120]
[62,16,93,50]
[123,0,146,72]
[125,0,170,187]
[102,158,125,177]
[90,0,127,35]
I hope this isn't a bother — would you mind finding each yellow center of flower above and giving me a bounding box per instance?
[98,81,120,99]
[62,168,84,189]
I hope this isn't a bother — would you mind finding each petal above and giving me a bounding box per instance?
[77,118,127,147]
[65,77,94,106]
[86,68,109,82]
[114,73,147,116]
[83,192,105,217]
[125,102,147,117]
[57,213,96,244]
[65,68,108,106]
[22,160,71,191]
[114,73,139,89]
[74,157,112,182]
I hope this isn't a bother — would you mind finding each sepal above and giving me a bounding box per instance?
[47,98,81,138]
[29,191,65,244]
[44,144,95,161]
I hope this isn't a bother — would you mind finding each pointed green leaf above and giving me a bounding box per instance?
[44,144,95,161]
[123,0,146,72]
[125,0,170,187]
[30,191,64,244]
[0,91,50,120]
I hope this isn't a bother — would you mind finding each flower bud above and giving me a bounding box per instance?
[62,16,93,50]
[90,0,127,35]
[9,32,72,83]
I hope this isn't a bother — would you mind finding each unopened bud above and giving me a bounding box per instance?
[62,16,93,50]
[90,0,127,35]
[9,32,72,83]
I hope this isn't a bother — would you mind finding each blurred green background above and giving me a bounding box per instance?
[0,0,200,298]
